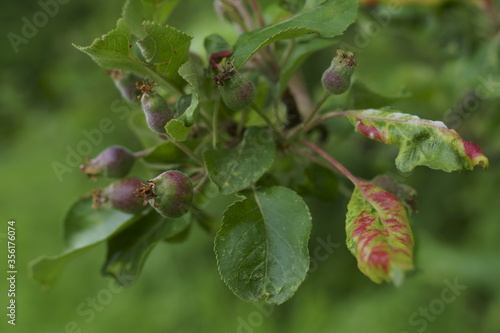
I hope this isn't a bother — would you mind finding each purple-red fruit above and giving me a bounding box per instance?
[214,62,255,110]
[135,170,193,218]
[321,49,357,95]
[80,146,135,179]
[137,80,174,133]
[93,177,145,213]
[107,70,142,102]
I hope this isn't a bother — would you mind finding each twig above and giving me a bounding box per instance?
[133,147,156,158]
[160,134,203,166]
[193,172,209,193]
[305,110,353,131]
[300,139,359,186]
[248,0,265,27]
[285,92,330,140]
[279,39,296,68]
[290,145,340,174]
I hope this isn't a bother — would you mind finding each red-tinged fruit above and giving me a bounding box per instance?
[137,80,174,133]
[80,146,135,179]
[93,177,145,213]
[214,61,256,110]
[135,170,194,218]
[321,49,357,95]
[346,181,414,286]
[107,69,142,102]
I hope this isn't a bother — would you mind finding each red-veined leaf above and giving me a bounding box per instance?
[346,180,414,286]
[347,109,489,172]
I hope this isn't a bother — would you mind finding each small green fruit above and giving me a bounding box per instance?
[93,177,145,213]
[321,49,357,95]
[80,146,135,179]
[136,170,194,218]
[215,62,256,110]
[138,80,174,133]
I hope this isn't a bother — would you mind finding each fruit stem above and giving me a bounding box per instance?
[133,147,156,158]
[300,139,359,186]
[251,103,282,139]
[237,108,248,138]
[305,110,354,131]
[279,39,295,68]
[303,92,331,128]
[193,172,209,193]
[212,97,220,149]
[161,134,204,166]
[285,92,330,140]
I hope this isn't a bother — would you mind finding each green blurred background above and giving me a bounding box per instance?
[1,0,499,332]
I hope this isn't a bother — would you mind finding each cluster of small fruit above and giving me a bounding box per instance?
[79,48,356,219]
[82,145,193,219]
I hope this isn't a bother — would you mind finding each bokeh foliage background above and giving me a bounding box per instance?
[1,0,499,332]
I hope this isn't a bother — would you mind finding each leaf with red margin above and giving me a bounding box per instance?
[346,109,489,172]
[345,181,414,286]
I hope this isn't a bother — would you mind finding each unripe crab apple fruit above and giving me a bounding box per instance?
[321,49,357,95]
[214,62,256,110]
[107,69,142,102]
[137,80,174,133]
[135,170,194,218]
[93,177,145,214]
[80,146,135,179]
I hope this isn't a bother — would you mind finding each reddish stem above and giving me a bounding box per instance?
[300,140,360,186]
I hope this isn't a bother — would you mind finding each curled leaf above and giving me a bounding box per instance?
[345,181,414,286]
[347,109,489,172]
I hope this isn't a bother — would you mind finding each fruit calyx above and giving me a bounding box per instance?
[321,49,358,95]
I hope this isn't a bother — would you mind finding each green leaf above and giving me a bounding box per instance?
[122,0,180,37]
[29,198,138,287]
[137,21,192,88]
[73,19,191,92]
[215,186,312,304]
[204,127,276,194]
[347,109,489,172]
[279,37,336,93]
[345,181,414,286]
[164,60,200,141]
[346,81,410,109]
[102,212,192,286]
[204,33,232,56]
[142,140,199,164]
[177,61,200,124]
[232,0,358,67]
[165,118,191,142]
